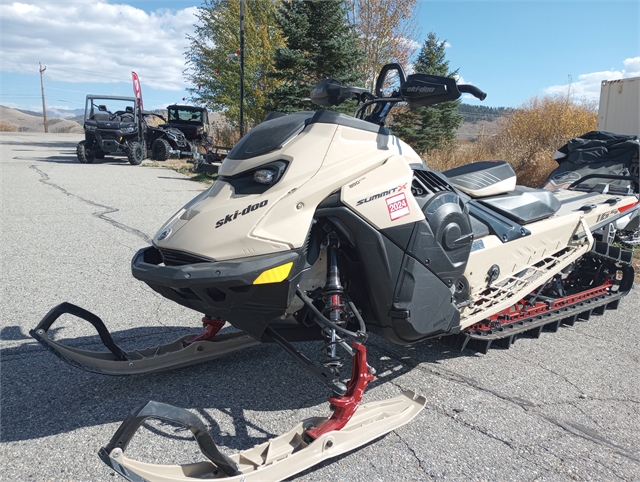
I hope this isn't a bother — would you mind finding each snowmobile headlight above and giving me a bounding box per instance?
[254,168,276,185]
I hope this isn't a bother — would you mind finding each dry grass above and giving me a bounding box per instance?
[145,157,217,185]
[425,93,598,187]
[0,119,18,132]
[212,120,241,147]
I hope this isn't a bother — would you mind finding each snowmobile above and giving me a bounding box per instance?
[31,63,638,481]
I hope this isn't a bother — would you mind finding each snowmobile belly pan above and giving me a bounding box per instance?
[132,247,305,338]
[100,391,426,482]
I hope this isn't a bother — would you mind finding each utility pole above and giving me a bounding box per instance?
[39,62,49,133]
[239,0,245,138]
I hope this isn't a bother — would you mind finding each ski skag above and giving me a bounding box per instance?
[31,61,638,481]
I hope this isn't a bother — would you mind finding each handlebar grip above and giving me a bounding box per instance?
[458,84,487,101]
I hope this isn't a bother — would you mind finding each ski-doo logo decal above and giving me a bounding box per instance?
[215,200,268,228]
[356,184,407,205]
[386,192,410,221]
[405,86,436,93]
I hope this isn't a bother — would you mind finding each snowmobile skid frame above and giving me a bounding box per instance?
[443,241,635,353]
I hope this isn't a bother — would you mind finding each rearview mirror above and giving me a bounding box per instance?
[400,74,460,108]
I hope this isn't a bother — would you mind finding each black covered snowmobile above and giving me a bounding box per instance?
[32,63,639,481]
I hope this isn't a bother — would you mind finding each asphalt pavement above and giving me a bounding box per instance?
[1,132,639,481]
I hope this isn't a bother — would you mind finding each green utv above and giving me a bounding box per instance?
[77,95,147,165]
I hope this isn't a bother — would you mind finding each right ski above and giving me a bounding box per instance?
[99,391,426,482]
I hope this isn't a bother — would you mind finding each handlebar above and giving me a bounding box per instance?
[458,84,487,101]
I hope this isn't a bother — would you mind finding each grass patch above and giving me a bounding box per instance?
[145,158,217,185]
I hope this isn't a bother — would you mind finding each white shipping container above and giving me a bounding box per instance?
[597,77,640,137]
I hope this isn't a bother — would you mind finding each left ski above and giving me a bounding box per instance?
[99,391,426,482]
[30,302,259,375]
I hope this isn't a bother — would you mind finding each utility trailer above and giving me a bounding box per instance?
[597,77,640,137]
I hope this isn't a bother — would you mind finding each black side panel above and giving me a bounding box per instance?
[316,206,460,345]
[408,191,473,287]
[390,255,460,342]
[315,207,404,339]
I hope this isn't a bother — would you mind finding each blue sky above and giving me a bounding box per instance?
[1,0,638,117]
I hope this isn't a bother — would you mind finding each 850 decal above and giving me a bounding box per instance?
[216,200,268,228]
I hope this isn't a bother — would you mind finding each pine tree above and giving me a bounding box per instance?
[185,0,284,128]
[266,0,364,114]
[390,32,463,155]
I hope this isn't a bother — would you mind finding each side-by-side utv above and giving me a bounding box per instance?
[77,95,146,165]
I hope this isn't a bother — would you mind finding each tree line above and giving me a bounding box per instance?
[185,0,464,154]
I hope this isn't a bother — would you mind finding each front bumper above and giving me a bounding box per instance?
[132,246,305,338]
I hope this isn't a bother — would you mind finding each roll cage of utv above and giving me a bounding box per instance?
[77,95,147,165]
[165,104,211,143]
[143,111,196,161]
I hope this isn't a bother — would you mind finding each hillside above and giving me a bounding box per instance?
[1,103,507,140]
[0,106,83,133]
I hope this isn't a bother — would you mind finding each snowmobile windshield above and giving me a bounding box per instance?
[227,111,316,160]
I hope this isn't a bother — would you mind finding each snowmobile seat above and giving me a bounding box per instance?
[443,160,516,198]
[478,186,561,225]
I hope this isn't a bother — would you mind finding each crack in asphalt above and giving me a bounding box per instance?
[31,165,151,244]
[368,340,640,466]
[394,431,427,472]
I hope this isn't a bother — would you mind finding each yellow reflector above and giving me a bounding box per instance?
[253,262,293,285]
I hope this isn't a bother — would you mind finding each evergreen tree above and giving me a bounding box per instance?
[185,0,284,128]
[390,32,463,154]
[266,0,364,114]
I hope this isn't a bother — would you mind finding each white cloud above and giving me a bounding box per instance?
[1,1,198,91]
[544,57,640,102]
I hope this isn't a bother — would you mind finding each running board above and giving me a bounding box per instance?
[99,391,426,482]
[30,302,259,376]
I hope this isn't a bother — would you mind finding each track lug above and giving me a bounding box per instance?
[495,335,514,349]
[607,299,620,310]
[578,309,593,321]
[525,326,544,338]
[544,320,561,332]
